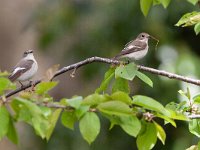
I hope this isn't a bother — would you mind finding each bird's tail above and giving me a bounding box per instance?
[8,74,16,82]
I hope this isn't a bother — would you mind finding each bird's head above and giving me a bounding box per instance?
[137,32,159,50]
[137,32,150,41]
[23,50,34,57]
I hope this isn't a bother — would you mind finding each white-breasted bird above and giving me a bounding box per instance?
[113,32,151,61]
[8,50,38,86]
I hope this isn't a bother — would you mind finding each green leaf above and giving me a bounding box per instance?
[193,94,200,103]
[82,94,110,106]
[35,81,58,95]
[132,95,168,115]
[178,87,191,100]
[189,119,200,137]
[40,106,52,118]
[136,122,157,150]
[153,0,161,5]
[165,103,188,121]
[12,98,49,139]
[95,68,115,93]
[105,115,141,137]
[155,113,176,127]
[0,77,16,94]
[119,116,141,137]
[175,11,200,27]
[14,104,32,123]
[61,110,77,130]
[0,106,10,140]
[160,0,171,8]
[75,105,90,119]
[115,63,138,80]
[187,0,198,5]
[194,22,200,35]
[111,91,132,105]
[66,96,83,109]
[186,144,199,150]
[198,141,200,150]
[61,97,87,119]
[79,112,100,144]
[112,77,130,94]
[140,0,153,16]
[166,109,188,121]
[7,118,18,144]
[188,146,198,150]
[153,121,166,145]
[136,71,153,87]
[97,101,132,116]
[46,109,62,141]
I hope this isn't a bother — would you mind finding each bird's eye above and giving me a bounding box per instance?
[141,34,145,38]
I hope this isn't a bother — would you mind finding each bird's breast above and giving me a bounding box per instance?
[17,60,38,81]
[124,46,148,60]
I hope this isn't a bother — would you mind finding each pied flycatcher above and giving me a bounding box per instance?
[114,32,153,61]
[8,50,38,85]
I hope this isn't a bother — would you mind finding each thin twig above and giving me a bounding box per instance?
[51,56,119,79]
[3,56,200,99]
[5,80,41,98]
[188,114,200,119]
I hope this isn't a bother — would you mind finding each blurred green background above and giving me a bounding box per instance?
[0,0,200,149]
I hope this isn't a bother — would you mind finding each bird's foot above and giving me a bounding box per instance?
[19,81,25,89]
[29,80,36,91]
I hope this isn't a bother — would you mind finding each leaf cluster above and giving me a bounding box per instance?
[0,63,199,149]
[140,0,200,34]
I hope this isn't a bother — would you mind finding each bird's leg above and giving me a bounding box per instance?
[29,80,36,91]
[19,81,24,88]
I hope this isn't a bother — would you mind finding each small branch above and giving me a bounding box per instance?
[36,102,72,109]
[5,80,41,98]
[3,56,200,99]
[188,114,200,119]
[138,66,200,86]
[51,56,119,80]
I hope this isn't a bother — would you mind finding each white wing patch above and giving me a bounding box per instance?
[11,67,26,76]
[123,45,141,51]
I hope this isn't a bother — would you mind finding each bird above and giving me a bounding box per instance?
[8,50,38,86]
[113,32,151,61]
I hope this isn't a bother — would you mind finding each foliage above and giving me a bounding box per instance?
[1,1,200,149]
[1,59,200,150]
[139,0,200,34]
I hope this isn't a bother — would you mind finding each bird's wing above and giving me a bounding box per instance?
[124,40,134,47]
[8,59,34,82]
[123,40,146,51]
[114,41,147,59]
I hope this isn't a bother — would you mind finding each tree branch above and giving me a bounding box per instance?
[4,80,41,99]
[187,114,200,119]
[3,56,200,99]
[28,101,200,120]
